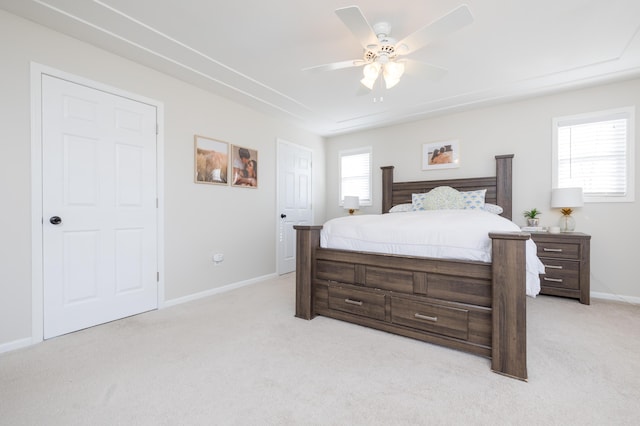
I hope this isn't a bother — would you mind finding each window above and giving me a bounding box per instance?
[339,147,372,206]
[552,106,635,202]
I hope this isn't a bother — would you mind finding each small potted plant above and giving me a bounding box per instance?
[523,208,541,226]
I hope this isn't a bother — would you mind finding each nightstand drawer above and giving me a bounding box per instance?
[390,297,469,340]
[535,241,580,260]
[328,286,386,321]
[540,259,580,290]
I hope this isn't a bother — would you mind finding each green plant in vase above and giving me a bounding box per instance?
[523,208,541,227]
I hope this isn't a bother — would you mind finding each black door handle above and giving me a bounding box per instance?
[50,216,62,225]
[280,214,286,219]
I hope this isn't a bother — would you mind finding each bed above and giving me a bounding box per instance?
[294,154,539,381]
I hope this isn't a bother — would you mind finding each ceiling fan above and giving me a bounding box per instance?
[304,4,474,90]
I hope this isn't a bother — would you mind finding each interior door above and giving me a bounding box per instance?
[277,140,313,274]
[42,74,158,339]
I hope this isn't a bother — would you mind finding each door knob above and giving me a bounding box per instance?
[280,214,287,218]
[49,216,62,225]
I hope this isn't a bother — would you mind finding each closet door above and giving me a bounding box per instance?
[42,74,158,338]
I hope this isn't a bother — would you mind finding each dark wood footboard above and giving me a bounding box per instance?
[490,231,529,380]
[294,225,530,381]
[294,225,322,320]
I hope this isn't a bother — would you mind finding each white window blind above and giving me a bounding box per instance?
[339,147,372,206]
[553,107,635,202]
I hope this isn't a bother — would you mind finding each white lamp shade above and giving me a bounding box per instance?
[362,62,381,79]
[551,187,584,208]
[343,196,360,210]
[383,62,405,89]
[360,63,381,89]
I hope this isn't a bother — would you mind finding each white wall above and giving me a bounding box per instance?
[326,78,640,302]
[0,11,325,348]
[1,8,637,351]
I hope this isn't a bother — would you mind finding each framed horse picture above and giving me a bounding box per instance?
[194,135,229,185]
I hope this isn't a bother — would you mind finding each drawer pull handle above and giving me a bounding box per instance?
[344,298,363,306]
[414,313,438,322]
[544,277,563,283]
[543,248,563,252]
[544,264,563,270]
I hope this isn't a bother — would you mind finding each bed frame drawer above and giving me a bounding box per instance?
[390,297,469,340]
[328,286,386,321]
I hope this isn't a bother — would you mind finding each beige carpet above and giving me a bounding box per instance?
[1,273,639,425]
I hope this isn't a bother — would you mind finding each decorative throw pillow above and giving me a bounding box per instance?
[412,186,464,211]
[389,203,413,213]
[461,189,487,210]
[411,193,428,211]
[483,203,504,215]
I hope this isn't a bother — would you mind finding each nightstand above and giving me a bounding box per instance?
[530,232,591,305]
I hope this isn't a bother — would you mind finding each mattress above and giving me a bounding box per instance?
[320,209,544,297]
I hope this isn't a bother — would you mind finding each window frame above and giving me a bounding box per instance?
[552,106,635,203]
[338,146,372,207]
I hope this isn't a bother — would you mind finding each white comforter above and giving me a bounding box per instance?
[320,209,544,297]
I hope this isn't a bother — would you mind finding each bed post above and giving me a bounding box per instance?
[489,231,530,381]
[381,166,394,213]
[495,154,513,220]
[293,225,322,320]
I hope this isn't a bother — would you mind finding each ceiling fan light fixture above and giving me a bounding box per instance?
[360,76,376,90]
[383,75,400,89]
[363,62,381,78]
[383,62,405,89]
[361,62,381,89]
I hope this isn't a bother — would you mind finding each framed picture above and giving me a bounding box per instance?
[422,140,460,170]
[231,145,258,188]
[194,135,229,185]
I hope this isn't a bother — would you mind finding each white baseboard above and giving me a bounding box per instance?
[0,273,277,354]
[0,337,34,355]
[591,291,640,305]
[163,273,278,308]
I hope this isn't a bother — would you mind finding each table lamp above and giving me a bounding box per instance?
[343,196,360,215]
[551,187,584,232]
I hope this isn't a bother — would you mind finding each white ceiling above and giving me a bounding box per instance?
[3,0,640,136]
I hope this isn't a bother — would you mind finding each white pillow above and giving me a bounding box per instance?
[412,186,464,211]
[461,189,487,210]
[389,203,413,213]
[483,203,504,214]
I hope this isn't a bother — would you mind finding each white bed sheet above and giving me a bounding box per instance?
[320,209,544,297]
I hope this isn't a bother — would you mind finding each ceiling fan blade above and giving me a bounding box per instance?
[397,4,473,55]
[402,59,448,80]
[302,59,365,73]
[335,6,379,50]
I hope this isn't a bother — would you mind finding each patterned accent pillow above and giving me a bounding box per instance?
[461,189,487,210]
[412,186,464,211]
[411,193,427,210]
[483,203,504,215]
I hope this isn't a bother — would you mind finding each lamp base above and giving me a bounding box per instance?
[560,214,576,232]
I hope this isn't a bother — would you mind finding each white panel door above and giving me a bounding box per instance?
[42,75,158,339]
[277,140,312,274]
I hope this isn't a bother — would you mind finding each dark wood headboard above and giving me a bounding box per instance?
[381,154,514,220]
